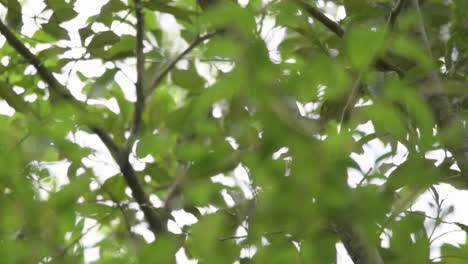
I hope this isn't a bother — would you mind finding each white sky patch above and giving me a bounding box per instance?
[336,242,353,264]
[0,100,15,116]
[172,210,198,227]
[70,131,120,180]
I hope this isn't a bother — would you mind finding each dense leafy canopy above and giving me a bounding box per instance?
[0,0,467,263]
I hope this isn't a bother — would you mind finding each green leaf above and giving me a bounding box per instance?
[102,175,127,200]
[144,9,158,31]
[143,87,177,128]
[110,82,132,124]
[49,175,91,210]
[76,203,115,219]
[365,103,407,139]
[200,2,256,35]
[88,31,120,51]
[145,2,195,23]
[5,0,22,30]
[171,63,206,92]
[78,26,94,44]
[88,68,118,98]
[452,0,468,53]
[53,9,78,22]
[391,36,434,71]
[346,26,386,71]
[136,131,177,160]
[138,236,180,263]
[107,35,135,60]
[185,182,224,206]
[440,243,468,264]
[44,0,68,9]
[42,21,69,40]
[253,237,299,264]
[187,212,238,262]
[98,0,127,26]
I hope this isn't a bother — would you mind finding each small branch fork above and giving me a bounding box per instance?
[127,30,219,146]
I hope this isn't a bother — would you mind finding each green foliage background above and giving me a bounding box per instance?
[0,0,467,263]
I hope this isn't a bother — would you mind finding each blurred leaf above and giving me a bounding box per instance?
[187,211,238,262]
[138,236,180,263]
[79,26,94,44]
[52,8,78,22]
[88,31,120,51]
[5,0,22,30]
[145,2,195,23]
[171,63,206,92]
[107,35,135,60]
[346,26,386,70]
[88,68,118,98]
[143,87,177,128]
[102,175,127,201]
[76,203,114,219]
[136,131,177,160]
[42,21,69,40]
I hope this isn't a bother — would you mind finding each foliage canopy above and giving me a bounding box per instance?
[0,0,468,263]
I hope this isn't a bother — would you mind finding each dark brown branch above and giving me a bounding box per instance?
[296,0,404,77]
[297,0,344,37]
[387,0,407,29]
[116,150,166,233]
[339,75,362,125]
[331,221,384,264]
[93,128,166,233]
[132,0,145,136]
[408,0,468,181]
[146,31,219,95]
[0,18,166,235]
[91,127,120,156]
[0,19,75,101]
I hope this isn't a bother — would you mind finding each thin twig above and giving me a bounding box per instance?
[146,31,219,96]
[295,0,405,77]
[339,74,362,126]
[296,0,344,37]
[430,229,464,244]
[218,231,285,241]
[95,177,135,236]
[53,213,114,260]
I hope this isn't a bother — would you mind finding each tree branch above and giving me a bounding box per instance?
[295,0,404,77]
[131,0,145,136]
[387,0,407,29]
[0,18,166,235]
[408,0,468,181]
[92,128,167,234]
[297,0,344,37]
[0,19,75,101]
[146,31,219,96]
[331,221,384,264]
